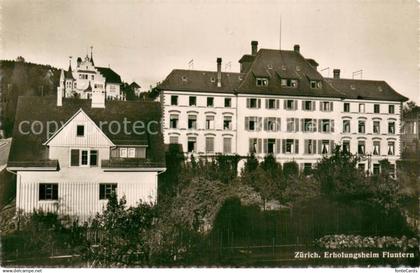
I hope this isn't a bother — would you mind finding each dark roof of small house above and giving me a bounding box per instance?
[8,96,165,168]
[96,67,122,84]
[157,69,245,94]
[236,49,345,98]
[130,82,141,88]
[325,78,409,102]
[239,54,255,63]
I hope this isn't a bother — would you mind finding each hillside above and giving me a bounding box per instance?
[0,60,61,137]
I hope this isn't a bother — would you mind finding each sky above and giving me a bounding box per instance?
[1,0,419,103]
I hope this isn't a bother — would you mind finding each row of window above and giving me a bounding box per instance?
[245,117,335,133]
[343,120,396,134]
[171,95,232,108]
[247,138,396,156]
[249,139,334,155]
[39,183,116,201]
[255,77,322,89]
[169,95,396,114]
[69,147,146,167]
[170,114,233,130]
[171,115,396,135]
[169,135,232,154]
[79,74,94,80]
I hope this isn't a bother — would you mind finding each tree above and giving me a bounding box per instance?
[242,153,259,174]
[84,194,156,266]
[283,161,299,179]
[260,154,282,177]
[159,144,184,198]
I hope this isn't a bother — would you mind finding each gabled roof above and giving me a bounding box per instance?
[239,54,255,63]
[158,69,245,94]
[325,78,409,102]
[130,82,141,88]
[236,49,345,98]
[96,67,122,84]
[8,97,165,168]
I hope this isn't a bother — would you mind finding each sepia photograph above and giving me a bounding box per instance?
[0,0,418,271]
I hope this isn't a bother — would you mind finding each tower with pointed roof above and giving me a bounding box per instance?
[58,48,123,100]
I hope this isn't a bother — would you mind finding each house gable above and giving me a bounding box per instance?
[45,109,114,148]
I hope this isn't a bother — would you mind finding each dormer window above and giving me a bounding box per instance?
[76,125,85,136]
[210,77,216,83]
[310,80,322,89]
[181,76,187,82]
[281,79,298,88]
[256,78,268,87]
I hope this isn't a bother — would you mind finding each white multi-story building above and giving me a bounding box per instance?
[59,50,123,100]
[158,41,407,175]
[7,85,165,221]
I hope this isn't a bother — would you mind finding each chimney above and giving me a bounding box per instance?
[217,57,222,87]
[333,69,341,79]
[293,44,300,53]
[251,41,258,56]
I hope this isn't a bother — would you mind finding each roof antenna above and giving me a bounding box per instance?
[188,59,194,69]
[352,69,363,79]
[320,67,330,77]
[225,61,231,71]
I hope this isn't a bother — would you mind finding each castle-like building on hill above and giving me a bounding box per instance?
[58,49,124,101]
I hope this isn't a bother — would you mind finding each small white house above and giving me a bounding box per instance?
[7,88,165,222]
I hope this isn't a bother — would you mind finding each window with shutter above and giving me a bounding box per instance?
[263,139,268,154]
[205,137,214,153]
[70,149,79,166]
[295,119,299,132]
[249,138,257,153]
[294,139,299,154]
[257,139,262,154]
[282,139,286,154]
[90,150,98,166]
[276,118,281,131]
[257,117,262,131]
[245,117,249,131]
[276,139,281,154]
[223,138,232,153]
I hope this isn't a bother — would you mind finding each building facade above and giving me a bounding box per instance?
[7,88,165,222]
[158,41,407,175]
[59,50,123,100]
